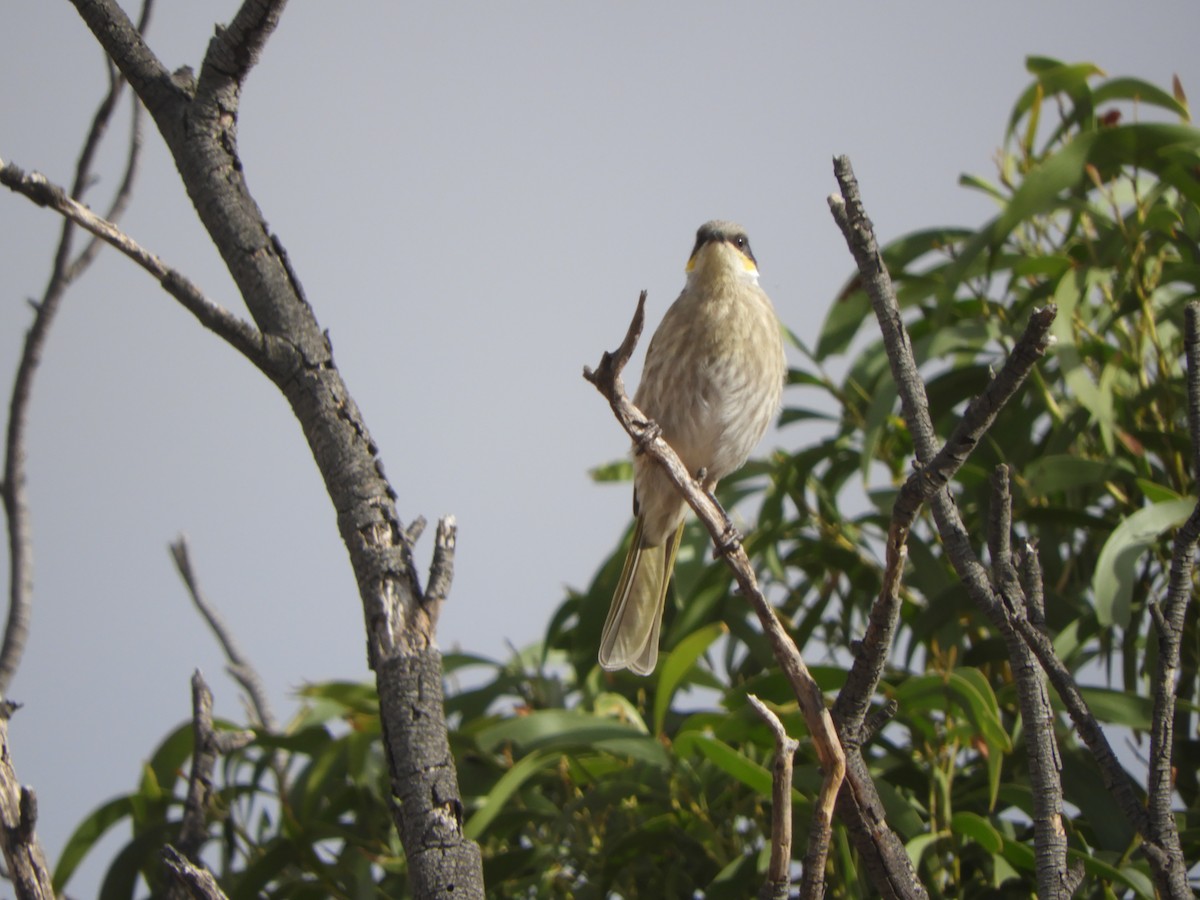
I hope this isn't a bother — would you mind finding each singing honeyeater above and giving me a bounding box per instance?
[598,220,786,675]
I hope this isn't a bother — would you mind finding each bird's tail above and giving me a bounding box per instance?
[598,518,685,675]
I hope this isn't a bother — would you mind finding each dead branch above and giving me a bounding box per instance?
[0,1,151,696]
[747,694,801,900]
[161,845,229,900]
[0,707,53,900]
[49,3,488,892]
[174,671,252,872]
[169,537,277,732]
[0,160,267,368]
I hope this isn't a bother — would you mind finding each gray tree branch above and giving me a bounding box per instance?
[0,0,151,697]
[169,537,277,733]
[826,155,1070,898]
[172,671,252,883]
[1139,300,1200,896]
[195,0,288,100]
[0,161,269,368]
[747,694,800,900]
[826,155,1190,897]
[56,3,486,895]
[161,845,229,900]
[0,707,53,900]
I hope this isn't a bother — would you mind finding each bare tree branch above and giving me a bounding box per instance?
[0,4,151,696]
[585,294,846,897]
[169,537,277,733]
[825,155,1071,898]
[747,694,800,900]
[828,155,1056,735]
[196,0,289,101]
[424,516,457,630]
[174,671,252,873]
[832,154,1071,895]
[161,845,229,900]
[0,707,53,900]
[69,0,182,120]
[1138,300,1200,896]
[51,6,487,894]
[0,160,269,369]
[825,156,1190,897]
[987,467,1069,896]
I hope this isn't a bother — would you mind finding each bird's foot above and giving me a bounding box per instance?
[633,419,662,454]
[713,523,743,558]
[699,480,742,557]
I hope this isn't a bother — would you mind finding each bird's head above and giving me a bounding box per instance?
[685,220,759,285]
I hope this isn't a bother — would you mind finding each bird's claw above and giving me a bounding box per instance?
[699,480,742,556]
[634,419,662,453]
[713,522,743,558]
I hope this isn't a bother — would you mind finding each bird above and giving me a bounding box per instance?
[598,220,787,675]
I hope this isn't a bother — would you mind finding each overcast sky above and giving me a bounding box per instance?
[2,2,1197,893]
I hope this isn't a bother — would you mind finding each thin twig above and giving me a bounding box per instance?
[0,4,152,696]
[828,155,1057,735]
[424,515,457,631]
[0,160,268,369]
[168,537,277,732]
[747,694,801,900]
[1138,301,1200,896]
[176,671,252,867]
[987,468,1069,897]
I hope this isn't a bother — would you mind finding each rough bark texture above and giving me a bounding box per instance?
[0,711,54,900]
[378,649,484,894]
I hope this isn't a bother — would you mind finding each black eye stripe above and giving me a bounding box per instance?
[688,222,756,266]
[728,233,756,265]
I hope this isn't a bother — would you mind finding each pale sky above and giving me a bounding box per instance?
[2,2,1197,893]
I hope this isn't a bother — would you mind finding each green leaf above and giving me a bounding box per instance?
[950,811,1003,853]
[904,832,941,870]
[654,622,727,734]
[295,680,379,717]
[464,748,562,840]
[1093,76,1190,120]
[1006,60,1103,144]
[590,458,633,483]
[958,172,1007,203]
[53,795,137,892]
[144,722,194,799]
[1049,269,1116,453]
[97,823,175,900]
[1023,455,1134,496]
[815,288,871,360]
[895,670,1011,754]
[674,732,777,798]
[593,691,649,733]
[442,651,501,673]
[1075,686,1155,730]
[1092,497,1195,626]
[474,708,649,754]
[1066,848,1155,898]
